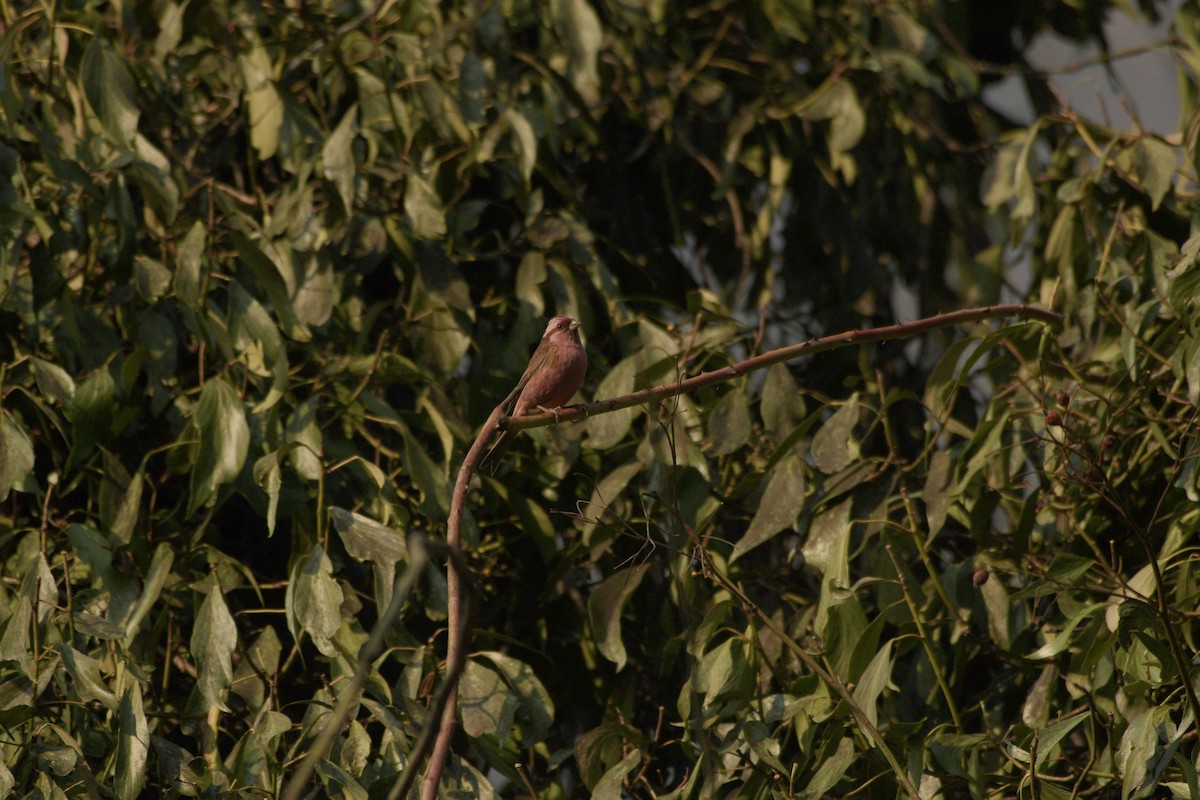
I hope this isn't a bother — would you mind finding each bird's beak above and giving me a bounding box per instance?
[569,320,582,331]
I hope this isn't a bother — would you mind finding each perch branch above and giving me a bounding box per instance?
[504,304,1062,434]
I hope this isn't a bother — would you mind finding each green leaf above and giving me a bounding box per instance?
[1027,603,1103,660]
[459,659,517,740]
[551,0,603,105]
[134,255,172,303]
[507,108,538,184]
[851,639,893,726]
[330,507,407,566]
[66,366,116,470]
[31,358,75,406]
[708,387,751,455]
[0,411,34,501]
[81,36,140,148]
[116,685,149,799]
[805,497,853,633]
[323,105,358,213]
[761,363,803,439]
[404,169,447,239]
[1129,137,1177,210]
[1166,234,1200,314]
[229,237,309,344]
[923,448,954,538]
[193,584,237,711]
[0,597,31,675]
[58,644,119,711]
[402,430,451,517]
[293,255,334,327]
[131,135,180,226]
[585,355,638,449]
[174,221,207,308]
[102,455,143,545]
[329,507,407,608]
[591,750,640,800]
[1033,712,1088,769]
[760,0,812,41]
[290,545,344,657]
[1118,705,1177,800]
[580,459,643,546]
[802,737,855,799]
[477,651,555,744]
[238,44,282,159]
[588,564,649,671]
[694,636,753,713]
[459,51,487,125]
[811,394,859,473]
[980,571,1012,649]
[252,448,285,537]
[731,453,806,561]
[187,377,250,516]
[123,543,174,643]
[284,396,323,480]
[22,551,59,625]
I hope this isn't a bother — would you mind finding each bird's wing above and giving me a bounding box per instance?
[500,338,551,413]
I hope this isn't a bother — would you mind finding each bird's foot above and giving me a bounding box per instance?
[537,402,564,422]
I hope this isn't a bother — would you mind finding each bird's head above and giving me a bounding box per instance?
[544,315,582,341]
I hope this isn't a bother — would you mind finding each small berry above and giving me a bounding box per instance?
[1055,390,1070,408]
[1101,434,1117,451]
[1044,410,1063,427]
[972,569,990,586]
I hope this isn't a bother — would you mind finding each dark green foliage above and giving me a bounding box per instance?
[2,0,1200,797]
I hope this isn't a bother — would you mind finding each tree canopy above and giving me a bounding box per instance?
[3,0,1200,797]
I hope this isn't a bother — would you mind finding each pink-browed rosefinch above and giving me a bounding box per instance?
[483,315,588,470]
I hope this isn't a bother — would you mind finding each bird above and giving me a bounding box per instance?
[482,315,588,471]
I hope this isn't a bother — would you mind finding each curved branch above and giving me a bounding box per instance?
[415,303,1062,796]
[417,403,507,800]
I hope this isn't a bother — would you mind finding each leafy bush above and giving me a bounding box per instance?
[3,0,1200,797]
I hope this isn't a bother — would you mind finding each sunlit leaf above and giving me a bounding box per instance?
[405,169,447,239]
[58,644,119,711]
[507,108,538,184]
[238,44,282,159]
[193,584,238,711]
[585,355,638,449]
[851,639,893,726]
[588,564,649,671]
[323,105,358,213]
[289,545,344,657]
[187,378,250,515]
[459,659,516,740]
[591,750,640,800]
[81,37,140,148]
[811,394,859,473]
[0,411,34,501]
[708,386,751,455]
[551,0,603,105]
[802,737,855,799]
[31,358,75,406]
[731,453,806,560]
[477,651,556,745]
